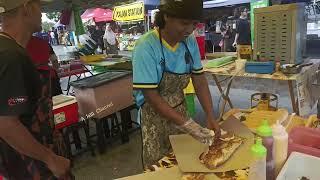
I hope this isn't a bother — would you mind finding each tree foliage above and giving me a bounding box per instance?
[42,22,55,32]
[46,12,61,22]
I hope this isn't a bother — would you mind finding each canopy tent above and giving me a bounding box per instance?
[203,0,250,8]
[144,0,160,10]
[81,8,113,22]
[41,0,161,13]
[53,20,65,28]
[203,0,313,9]
[41,0,317,12]
[144,0,159,5]
[42,0,124,12]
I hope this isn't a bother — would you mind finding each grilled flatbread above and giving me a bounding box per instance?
[181,173,207,180]
[199,133,244,169]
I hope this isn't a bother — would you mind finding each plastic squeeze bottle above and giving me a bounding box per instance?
[257,120,275,180]
[272,120,288,176]
[249,137,267,180]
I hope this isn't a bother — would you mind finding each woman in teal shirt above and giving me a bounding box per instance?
[133,0,221,168]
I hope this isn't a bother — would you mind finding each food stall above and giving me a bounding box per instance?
[30,0,320,179]
[113,1,146,51]
[118,109,320,180]
[204,3,315,115]
[113,0,160,51]
[117,3,320,180]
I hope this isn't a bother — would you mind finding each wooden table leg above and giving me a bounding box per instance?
[219,78,234,121]
[72,127,82,150]
[120,108,130,143]
[62,128,72,159]
[66,75,71,95]
[83,120,95,156]
[296,99,300,114]
[288,80,299,115]
[95,118,107,154]
[212,74,234,108]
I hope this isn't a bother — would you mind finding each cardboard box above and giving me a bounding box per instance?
[170,116,254,173]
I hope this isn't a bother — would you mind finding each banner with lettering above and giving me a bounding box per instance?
[113,2,145,22]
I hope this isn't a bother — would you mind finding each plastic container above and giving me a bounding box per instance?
[80,54,106,63]
[245,61,275,74]
[276,152,320,180]
[93,66,107,74]
[235,59,247,73]
[185,94,195,118]
[272,120,288,176]
[183,79,195,94]
[184,79,196,118]
[52,95,79,130]
[194,23,205,60]
[288,127,320,158]
[249,138,267,180]
[237,45,252,60]
[257,120,275,180]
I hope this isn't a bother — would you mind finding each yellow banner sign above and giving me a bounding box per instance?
[113,2,145,22]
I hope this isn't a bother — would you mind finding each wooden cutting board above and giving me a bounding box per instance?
[117,167,220,180]
[169,116,254,173]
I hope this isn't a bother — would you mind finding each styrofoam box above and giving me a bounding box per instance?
[277,152,320,180]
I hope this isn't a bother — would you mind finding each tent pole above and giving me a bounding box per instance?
[147,14,150,32]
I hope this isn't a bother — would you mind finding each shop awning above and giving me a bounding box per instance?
[42,0,126,12]
[41,0,159,12]
[81,8,113,22]
[54,20,64,28]
[144,0,159,6]
[203,0,250,9]
[144,0,160,10]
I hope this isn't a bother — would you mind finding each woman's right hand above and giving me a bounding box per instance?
[177,118,216,146]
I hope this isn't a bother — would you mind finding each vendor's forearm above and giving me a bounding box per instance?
[0,116,55,165]
[143,89,186,125]
[192,74,215,118]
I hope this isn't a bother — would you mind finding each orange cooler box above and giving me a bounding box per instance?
[53,95,79,130]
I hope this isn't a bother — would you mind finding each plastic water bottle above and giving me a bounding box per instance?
[257,120,275,180]
[249,137,267,180]
[272,120,288,176]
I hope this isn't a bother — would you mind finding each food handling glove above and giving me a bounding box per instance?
[177,118,216,146]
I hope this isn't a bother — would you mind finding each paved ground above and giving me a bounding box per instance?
[52,45,303,179]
